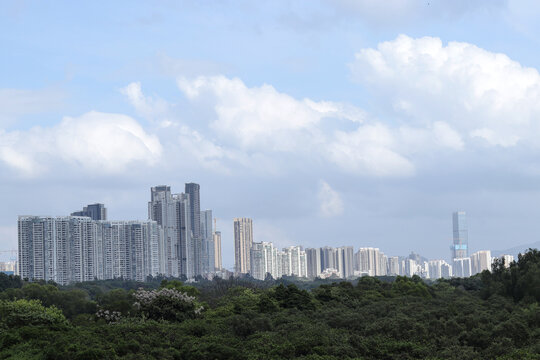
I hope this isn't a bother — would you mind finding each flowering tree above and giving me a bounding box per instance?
[133,287,204,322]
[95,308,122,324]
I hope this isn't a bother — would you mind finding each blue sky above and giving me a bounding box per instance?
[2,0,540,268]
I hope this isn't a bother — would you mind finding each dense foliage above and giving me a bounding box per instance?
[2,250,540,359]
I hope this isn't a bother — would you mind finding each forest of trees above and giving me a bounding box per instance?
[2,250,540,359]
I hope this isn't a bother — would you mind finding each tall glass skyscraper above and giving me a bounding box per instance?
[452,211,468,259]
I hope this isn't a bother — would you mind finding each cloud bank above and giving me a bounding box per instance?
[351,34,540,148]
[0,111,162,176]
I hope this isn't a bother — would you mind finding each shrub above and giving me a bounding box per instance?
[0,299,68,328]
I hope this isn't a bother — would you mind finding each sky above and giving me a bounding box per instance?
[2,0,540,268]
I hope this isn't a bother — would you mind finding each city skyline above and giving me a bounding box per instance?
[12,182,513,282]
[5,183,528,272]
[11,182,509,277]
[15,208,504,283]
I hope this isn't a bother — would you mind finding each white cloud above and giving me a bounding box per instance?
[0,111,162,176]
[120,81,275,175]
[120,82,169,121]
[177,75,416,177]
[432,121,465,150]
[398,121,464,153]
[350,34,540,148]
[327,124,415,177]
[318,181,344,217]
[174,125,244,174]
[177,75,361,152]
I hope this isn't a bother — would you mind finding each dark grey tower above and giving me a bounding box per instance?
[185,183,200,238]
[185,183,201,275]
[71,203,107,221]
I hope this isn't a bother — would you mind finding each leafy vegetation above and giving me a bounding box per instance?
[2,250,540,359]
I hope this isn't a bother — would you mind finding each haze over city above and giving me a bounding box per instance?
[3,1,540,269]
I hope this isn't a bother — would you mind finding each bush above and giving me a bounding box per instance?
[0,299,68,328]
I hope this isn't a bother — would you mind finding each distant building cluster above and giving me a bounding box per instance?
[233,219,451,280]
[233,218,308,280]
[16,193,517,284]
[234,212,515,281]
[18,184,223,285]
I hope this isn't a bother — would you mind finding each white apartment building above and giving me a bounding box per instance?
[428,260,452,279]
[470,250,492,275]
[453,257,472,278]
[18,216,162,285]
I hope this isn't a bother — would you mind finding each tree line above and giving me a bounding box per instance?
[1,250,540,359]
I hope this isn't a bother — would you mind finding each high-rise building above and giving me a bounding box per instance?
[453,257,472,278]
[263,242,278,278]
[185,183,203,277]
[234,218,253,274]
[172,192,194,279]
[452,211,468,260]
[498,254,514,268]
[148,186,194,278]
[441,262,452,278]
[273,246,282,279]
[305,248,321,278]
[428,260,452,279]
[387,256,400,276]
[98,220,162,282]
[378,253,388,276]
[185,183,201,239]
[299,250,307,278]
[280,249,291,276]
[71,203,107,221]
[18,216,162,285]
[354,248,386,276]
[213,229,222,270]
[471,250,491,275]
[404,258,417,277]
[336,246,354,279]
[280,246,307,277]
[249,242,307,280]
[250,242,265,280]
[148,186,178,276]
[200,210,214,274]
[320,246,336,272]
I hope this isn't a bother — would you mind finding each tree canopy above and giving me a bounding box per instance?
[2,250,540,359]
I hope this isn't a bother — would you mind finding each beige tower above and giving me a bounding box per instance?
[234,217,253,274]
[213,219,222,270]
